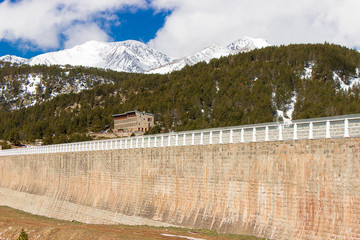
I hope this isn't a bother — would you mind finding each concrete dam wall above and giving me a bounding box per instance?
[0,138,360,240]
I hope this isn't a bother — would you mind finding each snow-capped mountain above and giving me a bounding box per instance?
[1,40,174,73]
[0,55,28,65]
[147,43,232,74]
[148,37,270,74]
[29,40,174,73]
[227,37,269,52]
[0,37,270,74]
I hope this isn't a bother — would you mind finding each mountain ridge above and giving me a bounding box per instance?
[0,40,174,73]
[147,37,270,74]
[0,37,270,74]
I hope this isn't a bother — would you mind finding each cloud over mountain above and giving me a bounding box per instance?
[0,0,359,58]
[149,0,360,57]
[0,0,147,50]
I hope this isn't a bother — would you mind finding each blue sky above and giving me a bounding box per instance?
[0,0,359,59]
[0,7,170,58]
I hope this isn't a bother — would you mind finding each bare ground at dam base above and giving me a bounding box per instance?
[0,206,264,240]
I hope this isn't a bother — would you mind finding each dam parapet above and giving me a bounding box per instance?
[1,114,360,156]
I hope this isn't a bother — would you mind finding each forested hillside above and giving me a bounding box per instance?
[0,62,138,111]
[1,43,360,146]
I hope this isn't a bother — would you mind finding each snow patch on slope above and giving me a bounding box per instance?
[301,62,314,79]
[333,68,360,91]
[25,74,42,94]
[274,92,297,124]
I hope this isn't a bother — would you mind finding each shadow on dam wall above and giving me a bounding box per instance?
[0,138,359,240]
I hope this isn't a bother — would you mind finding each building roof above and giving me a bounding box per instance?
[112,110,154,117]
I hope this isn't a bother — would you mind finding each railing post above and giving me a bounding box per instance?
[200,132,204,145]
[229,129,234,143]
[309,122,314,139]
[124,139,128,149]
[161,135,164,147]
[135,137,139,148]
[154,136,157,147]
[240,128,244,143]
[183,134,186,145]
[175,134,179,146]
[141,137,145,148]
[278,124,283,141]
[148,137,151,147]
[252,127,256,142]
[168,135,171,146]
[344,118,350,137]
[265,126,269,141]
[326,120,331,138]
[120,140,123,149]
[209,131,213,144]
[219,130,223,144]
[191,133,195,145]
[293,123,298,140]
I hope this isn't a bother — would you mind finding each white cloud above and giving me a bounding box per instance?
[149,0,360,58]
[2,0,360,58]
[64,23,111,49]
[0,0,147,50]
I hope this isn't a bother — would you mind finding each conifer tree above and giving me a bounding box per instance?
[17,228,28,240]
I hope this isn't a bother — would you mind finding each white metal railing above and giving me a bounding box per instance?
[1,114,360,156]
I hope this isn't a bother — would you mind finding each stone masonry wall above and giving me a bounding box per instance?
[0,138,359,240]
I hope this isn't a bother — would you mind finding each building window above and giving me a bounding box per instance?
[148,118,151,121]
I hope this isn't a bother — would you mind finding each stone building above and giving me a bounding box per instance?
[112,111,154,132]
